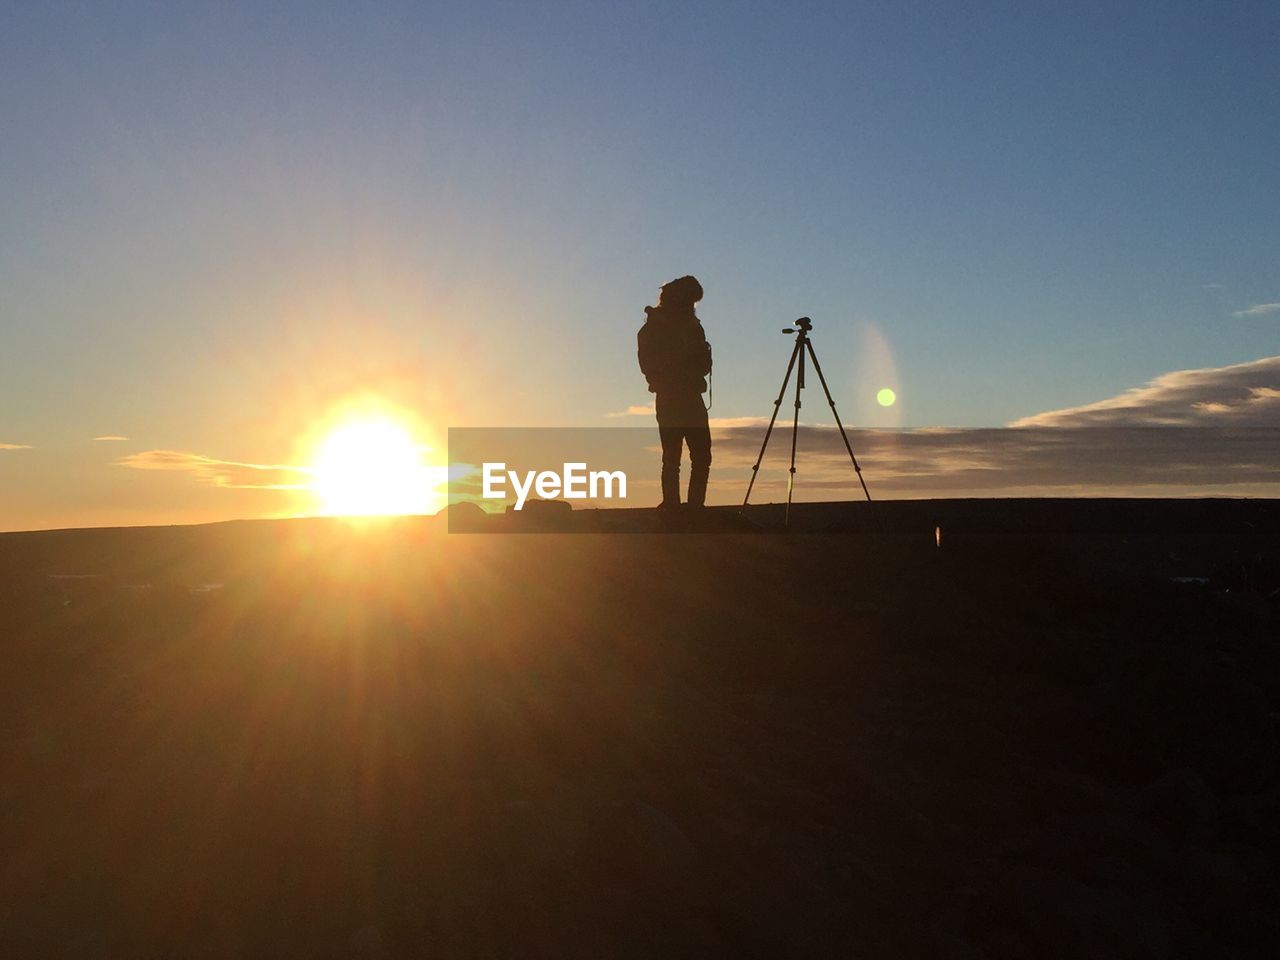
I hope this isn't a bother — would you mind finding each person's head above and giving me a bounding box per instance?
[657,275,703,312]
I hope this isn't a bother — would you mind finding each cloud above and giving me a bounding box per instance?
[709,415,779,429]
[92,435,129,442]
[1234,302,1280,317]
[0,442,31,450]
[705,355,1280,498]
[1009,356,1280,427]
[607,404,656,418]
[707,422,1279,497]
[117,450,312,490]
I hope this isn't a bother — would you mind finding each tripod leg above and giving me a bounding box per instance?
[804,339,873,504]
[785,343,805,526]
[742,338,802,509]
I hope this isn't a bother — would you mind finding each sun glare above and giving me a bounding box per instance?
[309,417,436,516]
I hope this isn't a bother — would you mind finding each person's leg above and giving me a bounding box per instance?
[662,391,710,508]
[658,426,683,508]
[655,394,683,509]
[686,408,712,509]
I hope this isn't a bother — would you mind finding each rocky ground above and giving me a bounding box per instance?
[1,501,1277,957]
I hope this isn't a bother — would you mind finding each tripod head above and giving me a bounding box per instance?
[782,317,813,335]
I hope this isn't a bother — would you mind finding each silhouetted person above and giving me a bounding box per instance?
[637,276,712,510]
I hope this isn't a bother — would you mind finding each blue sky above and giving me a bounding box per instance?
[2,1,1278,527]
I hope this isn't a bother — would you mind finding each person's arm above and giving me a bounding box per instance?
[637,324,658,392]
[694,322,712,377]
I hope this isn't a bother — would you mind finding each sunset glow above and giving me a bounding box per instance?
[308,417,436,517]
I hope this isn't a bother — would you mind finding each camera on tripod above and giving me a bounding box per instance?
[743,315,872,524]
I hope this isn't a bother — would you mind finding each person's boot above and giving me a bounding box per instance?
[687,463,709,509]
[659,467,681,511]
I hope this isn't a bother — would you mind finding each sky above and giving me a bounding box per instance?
[2,0,1278,530]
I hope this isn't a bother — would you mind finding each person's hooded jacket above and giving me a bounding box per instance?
[637,305,712,395]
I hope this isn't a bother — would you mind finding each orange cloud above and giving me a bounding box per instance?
[117,450,312,490]
[606,404,656,418]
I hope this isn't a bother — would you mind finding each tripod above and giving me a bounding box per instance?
[741,317,872,524]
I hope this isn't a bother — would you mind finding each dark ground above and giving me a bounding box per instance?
[1,499,1278,958]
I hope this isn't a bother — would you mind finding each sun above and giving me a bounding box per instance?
[308,417,436,516]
